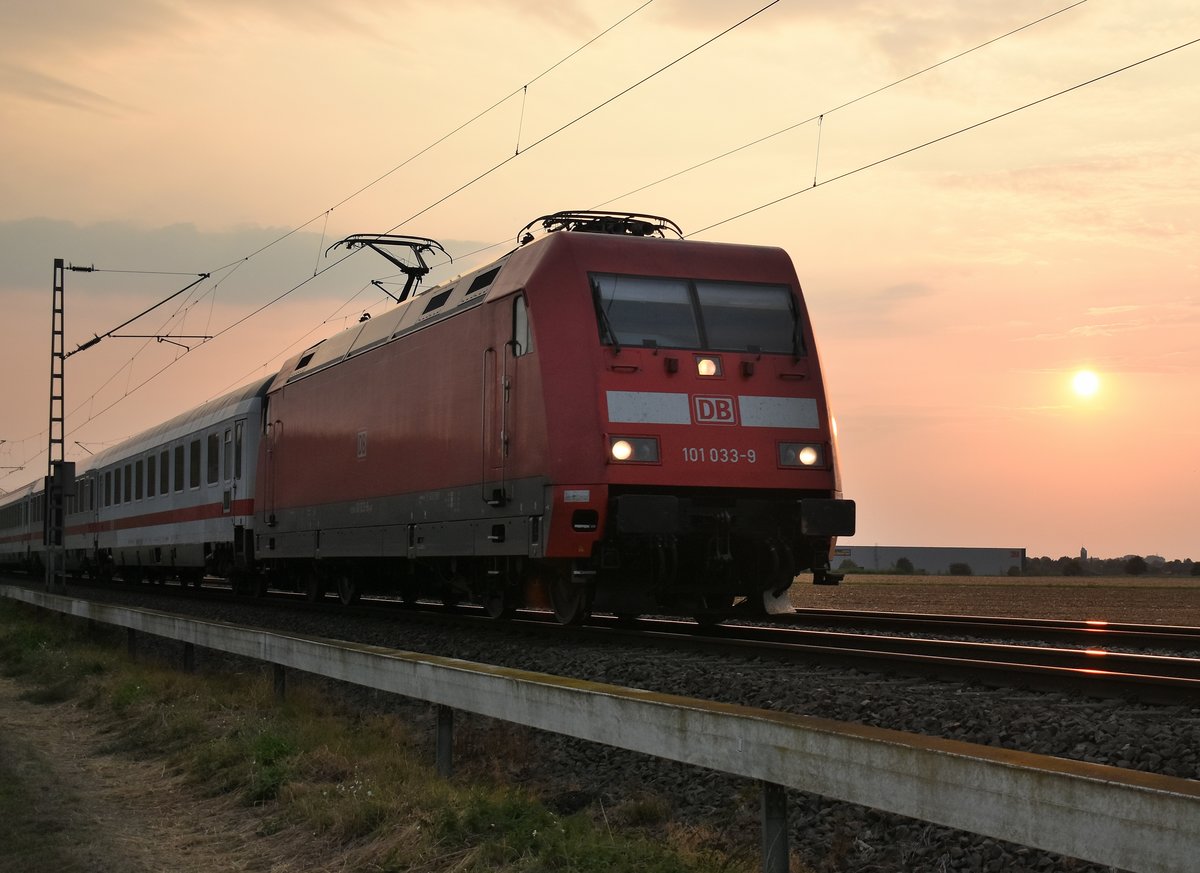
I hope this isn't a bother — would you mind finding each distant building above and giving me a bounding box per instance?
[1080,546,1088,561]
[833,546,1026,576]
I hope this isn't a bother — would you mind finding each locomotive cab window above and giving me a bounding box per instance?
[695,281,799,355]
[591,273,800,355]
[512,295,534,357]
[592,275,699,349]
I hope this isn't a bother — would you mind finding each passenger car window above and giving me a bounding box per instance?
[207,433,220,485]
[190,439,201,489]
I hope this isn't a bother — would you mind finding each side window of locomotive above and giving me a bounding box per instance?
[591,274,700,349]
[695,282,799,355]
[421,288,454,315]
[161,449,170,495]
[223,429,233,481]
[135,460,144,500]
[174,445,185,493]
[123,464,132,503]
[105,471,112,507]
[147,455,156,498]
[512,295,534,357]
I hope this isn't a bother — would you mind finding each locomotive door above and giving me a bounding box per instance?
[482,293,532,506]
[265,416,281,526]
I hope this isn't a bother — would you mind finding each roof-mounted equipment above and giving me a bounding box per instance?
[518,211,683,245]
[327,234,451,303]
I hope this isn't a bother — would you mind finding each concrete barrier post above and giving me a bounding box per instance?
[761,781,789,873]
[437,705,454,778]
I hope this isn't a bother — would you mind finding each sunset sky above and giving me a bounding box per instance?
[1,0,1196,560]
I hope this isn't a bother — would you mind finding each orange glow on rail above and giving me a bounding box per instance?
[1084,648,1108,657]
[1084,620,1109,627]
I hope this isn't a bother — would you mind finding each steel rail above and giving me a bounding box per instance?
[6,572,1198,701]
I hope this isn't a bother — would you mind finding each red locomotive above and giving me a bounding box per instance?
[1,211,854,623]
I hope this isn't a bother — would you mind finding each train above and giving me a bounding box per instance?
[0,211,855,623]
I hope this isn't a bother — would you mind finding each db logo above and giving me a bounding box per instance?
[692,395,738,425]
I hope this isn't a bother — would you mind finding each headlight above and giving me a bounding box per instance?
[779,442,825,467]
[695,355,722,377]
[609,436,660,464]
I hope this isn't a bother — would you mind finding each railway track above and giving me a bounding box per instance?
[10,572,1198,704]
[579,615,1200,704]
[776,606,1200,649]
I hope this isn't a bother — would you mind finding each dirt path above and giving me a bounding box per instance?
[0,676,336,873]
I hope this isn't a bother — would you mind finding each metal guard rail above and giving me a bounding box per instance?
[3,585,1197,873]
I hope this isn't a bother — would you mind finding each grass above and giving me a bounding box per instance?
[0,600,758,872]
[0,731,86,873]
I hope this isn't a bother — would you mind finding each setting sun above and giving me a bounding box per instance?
[1072,370,1101,397]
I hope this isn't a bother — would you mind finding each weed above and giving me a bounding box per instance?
[110,678,151,713]
[615,793,672,827]
[0,602,754,873]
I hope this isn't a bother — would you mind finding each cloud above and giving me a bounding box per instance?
[813,277,941,337]
[0,63,131,114]
[1022,297,1200,344]
[0,218,489,302]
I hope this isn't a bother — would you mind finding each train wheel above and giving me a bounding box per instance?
[336,573,360,607]
[693,595,734,627]
[304,565,326,603]
[549,570,591,625]
[484,588,515,620]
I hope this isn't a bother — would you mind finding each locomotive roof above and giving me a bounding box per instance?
[272,223,795,390]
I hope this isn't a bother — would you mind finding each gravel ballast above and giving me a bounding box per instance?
[20,575,1200,873]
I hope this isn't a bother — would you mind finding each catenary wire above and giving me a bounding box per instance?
[688,34,1200,237]
[2,16,1192,482]
[594,0,1090,208]
[143,0,787,403]
[3,2,663,463]
[203,1,657,276]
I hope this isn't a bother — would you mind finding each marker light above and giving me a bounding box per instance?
[609,436,660,463]
[779,442,825,468]
[695,356,722,377]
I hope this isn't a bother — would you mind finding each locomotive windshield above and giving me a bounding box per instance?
[590,273,800,354]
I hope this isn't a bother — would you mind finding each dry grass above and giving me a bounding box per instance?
[0,601,756,873]
[791,573,1200,624]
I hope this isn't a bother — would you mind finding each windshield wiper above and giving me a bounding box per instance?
[590,279,622,354]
